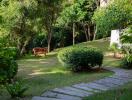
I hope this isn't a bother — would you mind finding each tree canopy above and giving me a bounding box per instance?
[93,0,132,35]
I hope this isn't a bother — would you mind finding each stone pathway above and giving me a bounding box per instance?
[32,67,132,100]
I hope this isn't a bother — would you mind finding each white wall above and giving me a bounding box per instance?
[110,29,121,48]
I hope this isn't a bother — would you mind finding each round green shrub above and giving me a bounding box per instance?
[0,57,18,84]
[58,46,104,72]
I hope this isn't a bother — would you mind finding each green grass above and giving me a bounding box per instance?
[0,38,123,100]
[83,82,132,100]
[0,53,112,100]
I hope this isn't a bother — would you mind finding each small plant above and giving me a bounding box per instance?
[58,46,103,72]
[5,80,28,98]
[109,43,120,58]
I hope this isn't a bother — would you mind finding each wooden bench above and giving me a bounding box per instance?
[32,47,48,56]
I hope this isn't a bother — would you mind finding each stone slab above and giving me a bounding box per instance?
[73,84,99,93]
[105,77,128,84]
[81,83,110,91]
[42,91,81,100]
[110,76,131,81]
[94,80,118,88]
[63,87,92,95]
[52,88,89,97]
[101,78,125,85]
[32,96,63,100]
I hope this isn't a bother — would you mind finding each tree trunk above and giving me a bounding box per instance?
[47,31,52,53]
[83,25,89,41]
[87,25,91,41]
[73,23,75,45]
[20,37,31,56]
[93,25,97,40]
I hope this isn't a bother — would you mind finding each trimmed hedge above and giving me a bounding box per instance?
[0,57,18,84]
[58,46,104,72]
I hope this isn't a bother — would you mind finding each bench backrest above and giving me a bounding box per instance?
[33,47,48,54]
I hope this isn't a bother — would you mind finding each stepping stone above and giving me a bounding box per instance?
[52,88,90,97]
[107,77,128,83]
[80,83,110,91]
[97,78,122,86]
[32,96,63,100]
[110,76,132,81]
[109,76,127,80]
[32,67,132,100]
[101,78,125,85]
[63,87,92,96]
[42,91,81,100]
[94,79,118,88]
[73,84,99,93]
[117,75,132,79]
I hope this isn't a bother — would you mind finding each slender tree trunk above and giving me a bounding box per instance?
[20,37,31,56]
[87,25,91,41]
[83,25,89,41]
[73,23,75,45]
[93,25,97,40]
[47,31,52,53]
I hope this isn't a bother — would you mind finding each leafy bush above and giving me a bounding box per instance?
[0,57,18,84]
[121,44,132,69]
[121,44,132,55]
[58,46,103,72]
[0,47,20,59]
[109,43,121,57]
[5,81,28,98]
[120,26,132,43]
[121,55,132,69]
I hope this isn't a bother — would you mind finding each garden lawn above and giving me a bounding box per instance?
[83,82,132,100]
[0,38,122,100]
[0,53,112,100]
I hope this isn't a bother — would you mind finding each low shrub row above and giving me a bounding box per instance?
[58,46,103,72]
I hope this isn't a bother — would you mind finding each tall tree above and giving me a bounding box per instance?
[37,0,63,52]
[57,0,86,45]
[0,0,38,55]
[93,0,132,36]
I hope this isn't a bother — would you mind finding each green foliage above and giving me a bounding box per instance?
[37,0,63,52]
[121,54,132,69]
[121,44,132,69]
[58,46,103,72]
[120,26,132,43]
[121,44,132,55]
[57,0,86,26]
[0,57,18,84]
[5,81,28,98]
[0,0,39,55]
[93,0,132,34]
[109,43,119,52]
[0,47,20,59]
